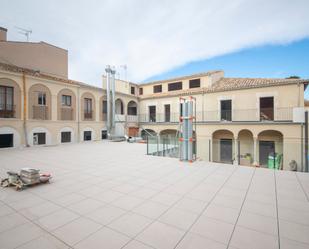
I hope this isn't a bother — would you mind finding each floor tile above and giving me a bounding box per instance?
[112,196,145,210]
[52,217,102,246]
[278,206,309,226]
[16,234,69,249]
[280,237,309,249]
[230,226,279,249]
[19,201,62,220]
[279,219,309,244]
[237,211,278,235]
[36,208,79,231]
[174,197,207,215]
[122,240,153,249]
[136,221,185,249]
[0,212,28,233]
[203,204,239,224]
[159,207,198,230]
[74,227,130,249]
[190,216,234,244]
[176,232,227,249]
[67,198,105,215]
[132,200,169,219]
[108,212,152,237]
[85,204,127,225]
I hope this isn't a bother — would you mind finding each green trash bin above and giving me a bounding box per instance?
[268,153,281,169]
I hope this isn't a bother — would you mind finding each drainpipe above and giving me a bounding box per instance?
[77,86,80,142]
[305,111,308,172]
[22,72,29,147]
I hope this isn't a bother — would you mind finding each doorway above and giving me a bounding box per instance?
[102,130,107,139]
[33,133,46,145]
[149,106,156,122]
[0,134,13,148]
[220,139,233,163]
[84,131,92,141]
[259,141,275,166]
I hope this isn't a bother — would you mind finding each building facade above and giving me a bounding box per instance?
[1,27,308,171]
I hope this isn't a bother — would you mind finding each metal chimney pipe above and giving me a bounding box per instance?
[105,66,112,137]
[111,68,116,129]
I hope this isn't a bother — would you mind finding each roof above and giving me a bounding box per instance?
[139,70,223,86]
[139,77,309,99]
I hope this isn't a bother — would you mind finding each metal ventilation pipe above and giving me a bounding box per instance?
[105,66,112,137]
[111,68,116,129]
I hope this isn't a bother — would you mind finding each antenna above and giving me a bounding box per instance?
[15,26,32,42]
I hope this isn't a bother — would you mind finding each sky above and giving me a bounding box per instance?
[1,0,309,87]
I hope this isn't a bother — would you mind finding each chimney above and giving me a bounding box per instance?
[0,27,7,41]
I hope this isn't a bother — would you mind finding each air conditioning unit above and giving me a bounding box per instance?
[293,107,305,123]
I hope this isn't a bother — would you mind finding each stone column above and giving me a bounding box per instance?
[253,137,258,165]
[234,137,239,165]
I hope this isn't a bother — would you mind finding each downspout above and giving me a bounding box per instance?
[22,72,29,147]
[77,86,80,142]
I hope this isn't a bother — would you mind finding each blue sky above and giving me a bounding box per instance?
[145,39,309,82]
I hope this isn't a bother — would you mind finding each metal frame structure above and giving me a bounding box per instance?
[179,96,197,162]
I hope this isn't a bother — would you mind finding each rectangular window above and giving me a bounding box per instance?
[102,130,107,139]
[38,92,46,106]
[33,133,46,145]
[149,106,156,122]
[221,100,232,121]
[131,86,135,95]
[260,97,274,121]
[62,95,71,106]
[168,82,182,91]
[84,98,92,113]
[61,132,71,143]
[189,79,200,88]
[164,104,170,122]
[153,85,162,93]
[84,131,92,141]
[0,134,13,148]
[102,100,107,113]
[0,86,14,118]
[139,87,143,95]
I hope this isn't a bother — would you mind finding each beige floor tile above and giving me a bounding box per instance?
[122,240,153,249]
[16,234,69,249]
[280,237,309,249]
[176,232,227,249]
[279,219,309,244]
[52,217,102,246]
[74,227,130,249]
[278,207,309,226]
[0,212,28,233]
[132,200,169,219]
[112,195,145,210]
[67,198,105,215]
[230,226,279,249]
[136,221,185,249]
[19,201,62,220]
[159,207,198,230]
[85,204,127,225]
[190,216,234,244]
[242,199,277,218]
[108,212,152,237]
[203,204,239,224]
[174,197,207,214]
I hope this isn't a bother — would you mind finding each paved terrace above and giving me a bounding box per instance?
[0,142,309,249]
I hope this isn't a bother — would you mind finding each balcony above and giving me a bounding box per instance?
[115,114,126,122]
[127,115,138,123]
[0,104,15,118]
[61,107,74,121]
[139,107,294,123]
[84,111,93,120]
[33,105,48,120]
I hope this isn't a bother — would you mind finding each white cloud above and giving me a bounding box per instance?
[1,0,309,86]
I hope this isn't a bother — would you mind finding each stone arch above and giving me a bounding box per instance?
[238,129,254,166]
[127,100,138,116]
[115,98,125,114]
[28,126,52,146]
[141,129,156,139]
[99,95,107,121]
[28,83,52,120]
[212,129,234,164]
[58,126,75,144]
[0,78,22,119]
[57,88,76,120]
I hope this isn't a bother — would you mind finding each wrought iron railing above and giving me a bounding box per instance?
[61,107,73,120]
[139,107,294,123]
[84,111,93,120]
[0,104,15,118]
[33,105,48,120]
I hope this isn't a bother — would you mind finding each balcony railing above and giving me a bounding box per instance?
[139,107,294,123]
[33,105,48,120]
[115,114,126,122]
[127,115,138,123]
[61,107,73,120]
[84,111,93,120]
[0,104,15,118]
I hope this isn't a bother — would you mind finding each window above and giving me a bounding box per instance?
[103,100,107,113]
[149,106,156,122]
[189,79,200,88]
[131,86,135,95]
[0,86,14,118]
[61,132,71,143]
[33,133,46,145]
[84,131,92,141]
[164,104,170,122]
[0,134,13,148]
[260,97,274,121]
[168,82,182,91]
[221,100,232,121]
[102,130,107,139]
[62,95,71,106]
[139,88,143,95]
[153,85,162,93]
[84,98,92,113]
[38,92,46,106]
